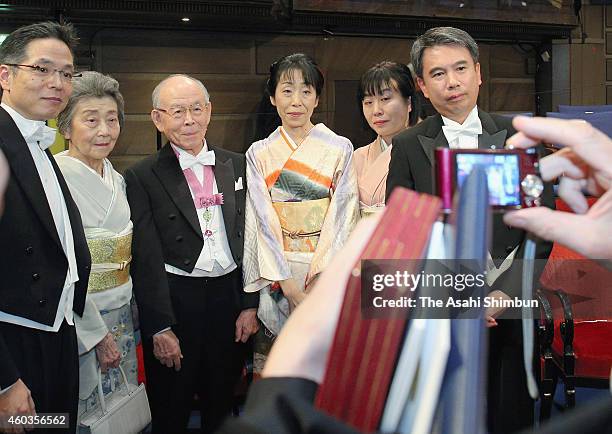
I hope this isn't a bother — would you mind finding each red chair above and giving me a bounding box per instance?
[537,198,612,421]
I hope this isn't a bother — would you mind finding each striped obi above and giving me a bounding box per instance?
[272,197,330,253]
[86,232,132,293]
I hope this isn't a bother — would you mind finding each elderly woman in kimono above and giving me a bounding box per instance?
[354,61,419,216]
[244,53,359,371]
[55,71,137,421]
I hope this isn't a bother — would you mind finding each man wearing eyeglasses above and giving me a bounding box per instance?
[0,22,91,433]
[124,74,259,434]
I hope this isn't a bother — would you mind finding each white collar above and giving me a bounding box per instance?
[379,137,390,152]
[56,150,112,181]
[171,140,209,159]
[441,105,480,129]
[1,102,55,143]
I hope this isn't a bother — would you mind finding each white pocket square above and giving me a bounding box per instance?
[235,177,243,191]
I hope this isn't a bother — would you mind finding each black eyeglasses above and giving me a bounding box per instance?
[5,63,82,82]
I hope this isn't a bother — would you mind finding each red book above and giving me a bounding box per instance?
[315,188,442,432]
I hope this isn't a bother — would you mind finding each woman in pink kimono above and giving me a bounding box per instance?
[354,61,419,216]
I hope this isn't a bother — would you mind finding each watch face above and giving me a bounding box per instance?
[521,174,544,198]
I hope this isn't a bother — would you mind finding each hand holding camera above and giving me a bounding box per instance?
[435,146,544,213]
[503,116,612,262]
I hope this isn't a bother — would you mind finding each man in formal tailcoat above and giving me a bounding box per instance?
[125,74,259,434]
[0,22,91,433]
[386,27,554,433]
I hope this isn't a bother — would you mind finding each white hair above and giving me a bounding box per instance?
[151,74,210,107]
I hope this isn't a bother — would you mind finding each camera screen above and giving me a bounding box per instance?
[455,153,521,206]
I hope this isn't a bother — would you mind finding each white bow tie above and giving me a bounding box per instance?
[179,150,216,171]
[442,118,482,147]
[27,124,57,151]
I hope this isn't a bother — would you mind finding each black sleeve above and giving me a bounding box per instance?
[219,377,361,434]
[125,166,176,338]
[241,290,259,310]
[386,136,415,199]
[0,333,19,390]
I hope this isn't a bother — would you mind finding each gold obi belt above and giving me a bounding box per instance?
[86,232,132,293]
[272,197,330,253]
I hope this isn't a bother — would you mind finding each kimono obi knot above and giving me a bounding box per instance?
[86,232,133,293]
[272,197,330,253]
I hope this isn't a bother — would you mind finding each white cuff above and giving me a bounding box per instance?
[0,381,16,395]
[155,327,171,336]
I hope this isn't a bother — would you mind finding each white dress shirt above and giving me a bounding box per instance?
[164,142,237,278]
[441,105,482,150]
[0,103,79,335]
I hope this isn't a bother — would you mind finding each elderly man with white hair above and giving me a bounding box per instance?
[125,74,259,434]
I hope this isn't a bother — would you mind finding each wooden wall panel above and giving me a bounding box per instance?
[489,46,530,78]
[584,6,604,40]
[570,42,582,105]
[573,5,605,40]
[608,86,612,104]
[478,45,491,113]
[114,118,157,156]
[207,116,256,153]
[102,45,252,74]
[112,75,157,114]
[570,43,606,105]
[608,59,612,82]
[490,81,535,113]
[333,80,375,148]
[552,42,571,110]
[316,38,412,79]
[311,112,330,129]
[256,41,316,74]
[94,29,253,49]
[205,76,268,115]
